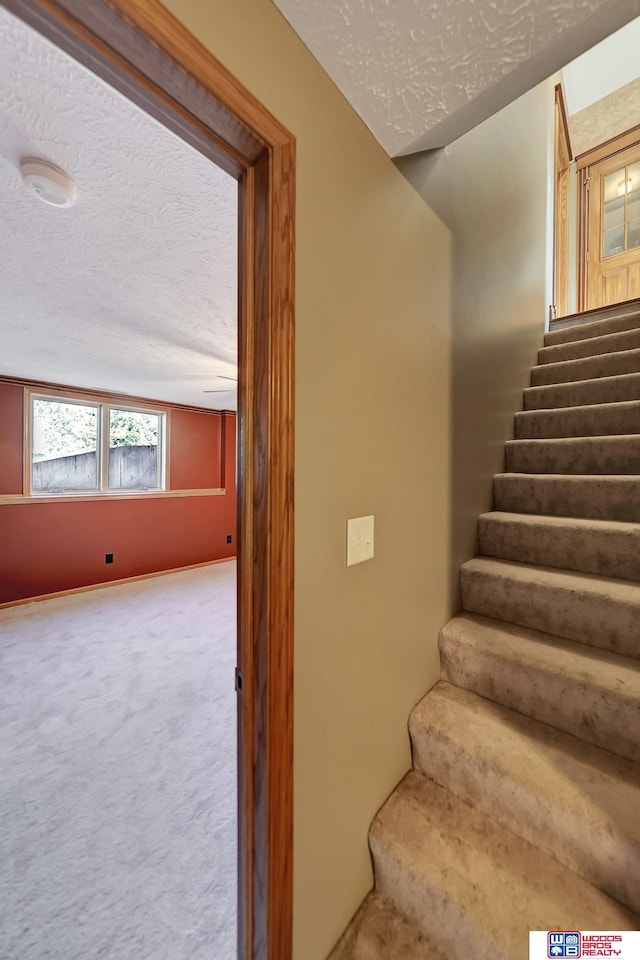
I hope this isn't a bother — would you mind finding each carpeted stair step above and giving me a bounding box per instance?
[531,347,640,386]
[460,557,640,656]
[492,473,640,522]
[538,327,640,365]
[370,772,639,960]
[545,307,640,346]
[409,682,640,912]
[328,892,446,960]
[478,512,640,581]
[505,435,640,474]
[514,399,640,439]
[523,372,640,410]
[439,613,640,762]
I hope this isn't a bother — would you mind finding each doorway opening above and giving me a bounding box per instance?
[0,2,295,958]
[552,16,640,318]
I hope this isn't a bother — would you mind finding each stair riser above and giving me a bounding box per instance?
[515,402,640,439]
[370,837,472,960]
[539,328,640,365]
[439,631,640,763]
[328,894,446,960]
[531,349,640,386]
[545,312,640,346]
[460,567,640,657]
[493,475,640,522]
[478,517,640,581]
[409,696,640,912]
[505,437,640,474]
[524,373,640,410]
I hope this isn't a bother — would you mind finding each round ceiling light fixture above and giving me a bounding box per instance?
[20,158,77,208]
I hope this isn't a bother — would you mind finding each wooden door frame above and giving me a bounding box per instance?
[0,2,295,958]
[577,123,640,311]
[552,83,572,319]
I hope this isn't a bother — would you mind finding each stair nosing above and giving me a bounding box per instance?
[412,678,640,778]
[461,553,640,589]
[479,509,640,532]
[441,611,640,689]
[532,345,640,374]
[525,371,640,394]
[495,470,640,479]
[539,326,640,363]
[515,398,640,419]
[505,434,640,449]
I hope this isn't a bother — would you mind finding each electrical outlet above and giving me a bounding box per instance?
[105,553,114,564]
[226,535,233,544]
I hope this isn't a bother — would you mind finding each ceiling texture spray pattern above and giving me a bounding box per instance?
[0,7,237,410]
[273,0,640,156]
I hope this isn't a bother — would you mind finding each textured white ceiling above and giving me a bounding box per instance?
[561,16,640,116]
[0,6,237,411]
[273,0,640,156]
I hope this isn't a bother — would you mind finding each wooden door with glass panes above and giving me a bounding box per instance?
[586,143,640,309]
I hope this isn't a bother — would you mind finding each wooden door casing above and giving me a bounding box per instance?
[581,138,640,310]
[553,85,572,319]
[0,2,295,958]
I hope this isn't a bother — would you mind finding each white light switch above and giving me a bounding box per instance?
[346,515,374,567]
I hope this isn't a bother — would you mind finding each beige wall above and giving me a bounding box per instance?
[569,76,640,157]
[397,80,552,597]
[163,1,453,957]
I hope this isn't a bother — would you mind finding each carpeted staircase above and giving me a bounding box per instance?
[330,303,640,959]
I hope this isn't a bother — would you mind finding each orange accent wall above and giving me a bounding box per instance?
[170,408,222,489]
[0,493,236,603]
[0,382,236,603]
[0,384,24,495]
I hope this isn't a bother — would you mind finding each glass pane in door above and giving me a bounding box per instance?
[627,221,640,250]
[603,226,625,257]
[603,168,627,257]
[604,168,626,203]
[628,160,640,223]
[604,196,624,230]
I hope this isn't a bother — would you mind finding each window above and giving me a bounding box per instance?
[32,398,99,491]
[108,407,161,490]
[30,394,165,495]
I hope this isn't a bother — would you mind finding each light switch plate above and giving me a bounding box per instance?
[346,515,374,567]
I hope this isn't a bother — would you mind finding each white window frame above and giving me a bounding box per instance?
[29,392,166,496]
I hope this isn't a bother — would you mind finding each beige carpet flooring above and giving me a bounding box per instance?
[0,561,237,960]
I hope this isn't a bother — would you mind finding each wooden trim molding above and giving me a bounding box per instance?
[0,557,233,610]
[549,293,640,330]
[577,164,590,312]
[0,3,295,959]
[22,385,30,497]
[0,373,233,418]
[555,83,573,163]
[0,489,225,506]
[554,84,572,318]
[576,122,640,171]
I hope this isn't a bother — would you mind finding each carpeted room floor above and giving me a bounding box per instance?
[0,560,237,960]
